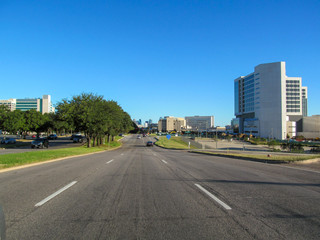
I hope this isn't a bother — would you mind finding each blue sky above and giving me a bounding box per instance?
[1,0,319,126]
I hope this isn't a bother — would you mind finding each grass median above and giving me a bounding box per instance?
[190,150,320,163]
[0,140,121,169]
[155,136,196,149]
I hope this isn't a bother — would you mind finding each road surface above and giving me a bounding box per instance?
[0,134,319,239]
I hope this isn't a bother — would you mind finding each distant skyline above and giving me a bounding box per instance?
[1,0,319,126]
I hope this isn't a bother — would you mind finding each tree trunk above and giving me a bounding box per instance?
[92,136,96,147]
[112,135,114,141]
[87,136,91,148]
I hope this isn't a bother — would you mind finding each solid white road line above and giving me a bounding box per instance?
[162,160,168,164]
[35,181,77,207]
[106,159,114,164]
[195,184,232,210]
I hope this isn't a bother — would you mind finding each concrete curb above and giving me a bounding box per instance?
[189,151,320,164]
[154,144,189,151]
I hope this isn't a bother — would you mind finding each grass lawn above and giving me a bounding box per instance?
[155,136,196,149]
[0,140,122,169]
[191,151,320,162]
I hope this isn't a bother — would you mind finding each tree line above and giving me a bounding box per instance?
[0,93,134,147]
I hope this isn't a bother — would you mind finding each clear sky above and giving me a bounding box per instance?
[1,0,319,126]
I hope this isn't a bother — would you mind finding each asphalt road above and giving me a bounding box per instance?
[0,134,319,239]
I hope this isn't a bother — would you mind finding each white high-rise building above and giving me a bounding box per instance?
[185,116,214,131]
[234,62,307,139]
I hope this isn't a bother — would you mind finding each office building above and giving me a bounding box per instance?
[297,115,320,139]
[0,99,16,111]
[234,62,308,139]
[302,87,308,117]
[0,95,55,114]
[185,116,214,131]
[158,116,186,132]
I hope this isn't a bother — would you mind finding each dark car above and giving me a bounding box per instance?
[70,134,82,140]
[5,138,16,144]
[146,141,153,147]
[48,134,58,140]
[73,135,86,143]
[1,138,16,144]
[31,138,49,148]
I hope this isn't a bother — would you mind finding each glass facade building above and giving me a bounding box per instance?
[234,62,308,139]
[0,95,54,114]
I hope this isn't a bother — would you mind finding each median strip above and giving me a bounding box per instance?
[195,183,231,210]
[0,140,123,172]
[35,181,77,207]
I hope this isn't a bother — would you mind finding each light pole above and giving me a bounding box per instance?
[216,128,218,149]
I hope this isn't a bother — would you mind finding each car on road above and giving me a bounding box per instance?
[73,135,86,143]
[137,136,141,139]
[48,134,58,140]
[146,141,153,147]
[5,138,16,144]
[31,138,49,148]
[70,134,82,140]
[1,138,16,144]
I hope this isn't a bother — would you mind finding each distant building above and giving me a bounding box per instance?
[158,116,186,132]
[231,118,239,133]
[0,99,16,111]
[296,115,320,139]
[0,95,55,114]
[185,116,214,131]
[302,87,308,117]
[234,62,308,139]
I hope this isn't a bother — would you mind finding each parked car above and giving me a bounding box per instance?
[48,134,58,140]
[31,138,49,148]
[70,134,81,140]
[1,138,16,144]
[137,136,141,139]
[5,138,16,144]
[146,141,153,147]
[73,135,86,143]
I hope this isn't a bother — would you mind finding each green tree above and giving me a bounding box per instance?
[0,105,10,134]
[24,109,46,136]
[56,93,133,148]
[3,110,25,135]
